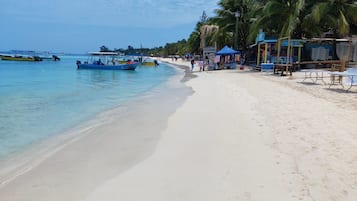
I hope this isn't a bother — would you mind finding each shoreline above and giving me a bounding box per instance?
[1,59,357,201]
[0,63,193,200]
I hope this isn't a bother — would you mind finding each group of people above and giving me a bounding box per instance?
[190,55,210,72]
[191,58,207,72]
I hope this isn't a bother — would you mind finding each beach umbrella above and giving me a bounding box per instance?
[216,45,240,55]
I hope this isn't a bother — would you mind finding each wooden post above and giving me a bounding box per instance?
[257,43,261,67]
[286,37,291,75]
[264,43,268,63]
[277,40,281,63]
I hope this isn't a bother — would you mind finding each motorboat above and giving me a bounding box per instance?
[141,58,159,66]
[76,52,138,70]
[0,54,42,61]
[37,51,61,61]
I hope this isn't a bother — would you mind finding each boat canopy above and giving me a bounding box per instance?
[87,52,119,56]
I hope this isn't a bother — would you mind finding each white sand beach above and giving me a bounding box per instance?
[1,59,357,201]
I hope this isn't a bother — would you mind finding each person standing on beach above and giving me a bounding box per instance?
[191,59,195,71]
[198,60,204,71]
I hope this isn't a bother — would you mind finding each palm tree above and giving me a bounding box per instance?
[250,0,306,38]
[209,28,234,50]
[200,25,219,49]
[309,0,357,37]
[186,11,210,55]
[212,0,239,49]
[212,0,259,50]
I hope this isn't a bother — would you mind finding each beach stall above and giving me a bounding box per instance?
[255,39,278,71]
[203,46,216,70]
[300,38,335,67]
[249,29,305,73]
[247,30,279,71]
[215,45,240,70]
[274,37,305,75]
[298,38,346,69]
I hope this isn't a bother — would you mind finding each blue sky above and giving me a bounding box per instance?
[0,0,218,53]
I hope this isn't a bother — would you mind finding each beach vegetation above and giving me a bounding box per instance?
[110,0,357,58]
[308,0,357,37]
[211,0,258,51]
[99,45,112,52]
[186,11,212,55]
[190,0,357,54]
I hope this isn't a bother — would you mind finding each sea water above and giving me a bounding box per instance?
[0,56,177,159]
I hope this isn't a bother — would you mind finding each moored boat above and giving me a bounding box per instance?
[37,51,61,61]
[0,55,42,61]
[141,58,159,66]
[76,52,138,70]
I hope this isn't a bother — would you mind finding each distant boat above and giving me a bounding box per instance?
[0,50,60,62]
[36,51,61,61]
[0,55,42,61]
[76,52,138,70]
[141,58,159,67]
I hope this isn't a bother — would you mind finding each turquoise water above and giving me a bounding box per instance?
[0,56,176,158]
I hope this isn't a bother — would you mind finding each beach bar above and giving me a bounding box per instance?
[250,35,304,74]
[256,39,278,71]
[274,37,305,75]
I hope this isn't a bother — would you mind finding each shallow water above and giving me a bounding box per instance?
[0,56,176,158]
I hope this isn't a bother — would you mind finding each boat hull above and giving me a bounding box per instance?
[0,55,42,61]
[141,62,156,66]
[77,63,138,70]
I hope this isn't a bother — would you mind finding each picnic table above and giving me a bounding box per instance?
[328,69,357,91]
[301,69,328,84]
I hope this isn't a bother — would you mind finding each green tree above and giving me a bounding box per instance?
[309,0,357,37]
[212,0,260,50]
[250,0,306,38]
[212,0,240,49]
[200,24,219,49]
[187,31,201,54]
[100,45,111,52]
[186,11,211,55]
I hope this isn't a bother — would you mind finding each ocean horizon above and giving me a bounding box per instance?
[0,56,178,159]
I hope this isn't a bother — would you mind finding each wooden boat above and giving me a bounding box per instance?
[0,55,42,61]
[76,52,138,70]
[141,59,159,67]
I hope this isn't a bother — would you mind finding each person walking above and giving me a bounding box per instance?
[191,59,195,71]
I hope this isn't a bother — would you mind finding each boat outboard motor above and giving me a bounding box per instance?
[34,56,42,61]
[52,55,60,61]
[76,60,81,68]
[154,60,159,66]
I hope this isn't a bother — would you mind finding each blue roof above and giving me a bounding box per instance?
[281,40,305,47]
[258,39,278,44]
[216,45,240,55]
[255,39,305,47]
